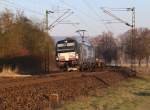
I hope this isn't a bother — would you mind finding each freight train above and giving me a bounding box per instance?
[56,38,96,71]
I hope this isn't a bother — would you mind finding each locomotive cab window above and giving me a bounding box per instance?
[56,41,76,52]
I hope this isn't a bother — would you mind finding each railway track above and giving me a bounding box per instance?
[0,67,134,110]
[0,72,79,88]
[0,71,97,87]
[0,66,130,89]
[0,70,107,89]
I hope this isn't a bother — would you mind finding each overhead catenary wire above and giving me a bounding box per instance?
[80,0,108,34]
[81,0,111,33]
[57,0,102,36]
[128,0,135,7]
[81,0,100,19]
[101,7,134,33]
[80,0,104,31]
[83,0,114,33]
[58,0,100,25]
[101,7,133,27]
[91,0,113,35]
[48,9,75,31]
[0,0,44,16]
[58,0,94,19]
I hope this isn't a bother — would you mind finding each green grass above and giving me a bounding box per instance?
[56,75,150,110]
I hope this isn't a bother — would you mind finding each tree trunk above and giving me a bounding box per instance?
[138,58,141,67]
[146,56,149,67]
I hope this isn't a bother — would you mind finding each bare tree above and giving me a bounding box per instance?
[120,28,150,67]
[92,32,118,65]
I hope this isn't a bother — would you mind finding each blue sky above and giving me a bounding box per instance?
[0,0,149,37]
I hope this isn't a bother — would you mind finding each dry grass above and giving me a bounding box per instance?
[56,73,150,110]
[121,63,150,75]
[0,67,31,77]
[136,67,150,75]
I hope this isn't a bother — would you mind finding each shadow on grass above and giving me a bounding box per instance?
[133,76,149,81]
[133,91,150,96]
[0,56,58,76]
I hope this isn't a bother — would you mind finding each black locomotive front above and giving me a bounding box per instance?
[56,38,79,70]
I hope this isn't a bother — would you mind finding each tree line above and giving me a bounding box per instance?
[0,9,55,73]
[91,28,150,67]
[120,28,150,67]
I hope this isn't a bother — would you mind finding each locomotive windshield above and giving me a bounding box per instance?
[56,41,76,52]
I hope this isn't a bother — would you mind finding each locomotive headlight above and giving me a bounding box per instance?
[76,54,79,59]
[56,57,59,61]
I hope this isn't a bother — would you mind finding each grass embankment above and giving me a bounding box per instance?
[56,74,150,110]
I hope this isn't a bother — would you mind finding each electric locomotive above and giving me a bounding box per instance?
[56,38,96,71]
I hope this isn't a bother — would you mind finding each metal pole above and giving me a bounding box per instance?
[76,30,86,70]
[45,10,54,73]
[45,10,49,73]
[131,7,135,71]
[46,10,49,33]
